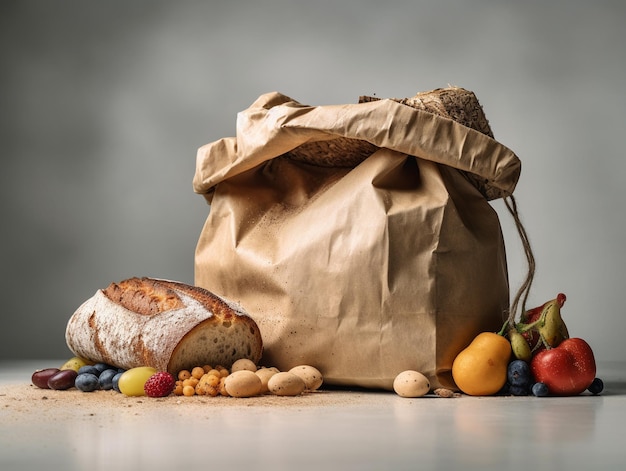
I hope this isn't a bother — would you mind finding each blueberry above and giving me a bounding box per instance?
[78,365,100,376]
[99,369,118,390]
[93,363,113,374]
[507,360,531,387]
[509,384,529,396]
[498,382,511,395]
[112,372,124,393]
[532,382,549,397]
[588,377,604,395]
[75,373,100,392]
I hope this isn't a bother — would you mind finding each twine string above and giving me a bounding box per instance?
[504,194,536,328]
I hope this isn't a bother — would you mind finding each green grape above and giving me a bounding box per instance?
[118,366,157,396]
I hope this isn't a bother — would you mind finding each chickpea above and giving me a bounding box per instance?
[183,377,199,388]
[219,377,229,397]
[191,367,205,380]
[207,369,222,379]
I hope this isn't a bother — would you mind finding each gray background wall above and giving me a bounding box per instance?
[2,0,625,368]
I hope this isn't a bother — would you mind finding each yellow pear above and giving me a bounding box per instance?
[452,332,511,396]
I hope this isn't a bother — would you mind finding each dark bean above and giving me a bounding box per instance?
[31,368,61,389]
[47,369,78,390]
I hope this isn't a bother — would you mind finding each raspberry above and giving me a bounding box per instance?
[144,372,176,398]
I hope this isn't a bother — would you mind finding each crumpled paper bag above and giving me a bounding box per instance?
[193,88,521,390]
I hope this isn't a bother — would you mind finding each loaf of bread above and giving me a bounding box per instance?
[286,86,493,169]
[65,277,263,374]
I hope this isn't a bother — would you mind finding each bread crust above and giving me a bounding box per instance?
[65,277,263,373]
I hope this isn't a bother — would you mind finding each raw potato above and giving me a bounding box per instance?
[59,356,93,372]
[231,358,258,373]
[224,370,262,398]
[393,370,430,398]
[288,365,323,390]
[268,372,306,396]
[255,367,279,393]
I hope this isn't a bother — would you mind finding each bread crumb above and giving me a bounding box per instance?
[433,388,461,398]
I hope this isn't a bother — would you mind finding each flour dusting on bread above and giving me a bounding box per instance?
[65,277,263,374]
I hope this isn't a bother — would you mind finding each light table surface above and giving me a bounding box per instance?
[1,360,625,471]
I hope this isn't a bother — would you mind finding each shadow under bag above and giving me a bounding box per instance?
[193,88,521,390]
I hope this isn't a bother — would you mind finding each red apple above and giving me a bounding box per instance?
[530,338,596,396]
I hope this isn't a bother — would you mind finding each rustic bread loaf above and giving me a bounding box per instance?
[65,277,263,374]
[285,86,493,169]
[285,86,500,199]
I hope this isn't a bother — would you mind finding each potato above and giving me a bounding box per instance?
[288,365,323,390]
[255,367,279,393]
[59,356,93,372]
[268,372,306,396]
[230,358,258,372]
[224,370,262,397]
[393,370,430,398]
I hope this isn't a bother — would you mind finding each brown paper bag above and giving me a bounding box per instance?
[193,88,521,390]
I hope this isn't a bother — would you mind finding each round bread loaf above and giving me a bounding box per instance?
[65,277,263,374]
